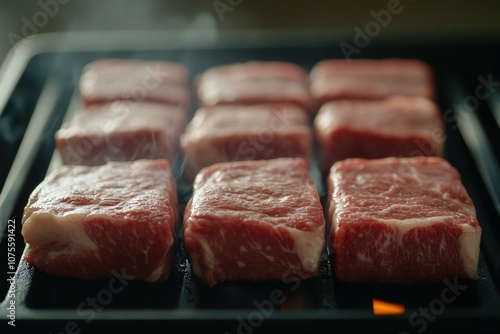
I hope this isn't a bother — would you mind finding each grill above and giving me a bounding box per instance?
[1,30,500,334]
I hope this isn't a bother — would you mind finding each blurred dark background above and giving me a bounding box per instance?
[1,0,500,64]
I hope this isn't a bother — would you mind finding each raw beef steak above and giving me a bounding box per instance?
[80,58,190,108]
[196,61,314,112]
[314,96,444,174]
[327,156,482,282]
[21,159,178,283]
[180,104,312,178]
[56,101,186,165]
[310,58,435,106]
[184,158,325,287]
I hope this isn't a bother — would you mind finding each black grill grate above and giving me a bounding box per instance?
[1,32,500,334]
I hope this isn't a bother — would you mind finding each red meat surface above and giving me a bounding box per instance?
[80,58,190,108]
[183,158,325,287]
[195,61,314,112]
[180,104,312,178]
[310,58,435,106]
[21,160,178,283]
[327,157,482,282]
[314,96,444,174]
[56,101,186,165]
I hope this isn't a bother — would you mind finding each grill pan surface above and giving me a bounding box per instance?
[1,31,500,334]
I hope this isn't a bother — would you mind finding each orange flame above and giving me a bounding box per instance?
[372,298,405,315]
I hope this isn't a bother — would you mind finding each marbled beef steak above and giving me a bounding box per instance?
[310,58,435,105]
[314,96,443,174]
[181,103,311,177]
[56,101,186,165]
[195,61,314,112]
[183,158,325,287]
[21,160,178,283]
[80,58,190,108]
[327,156,482,282]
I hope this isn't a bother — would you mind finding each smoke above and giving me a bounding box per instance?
[56,1,219,38]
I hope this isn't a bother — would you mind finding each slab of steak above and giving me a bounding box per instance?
[314,96,444,174]
[183,158,325,287]
[310,58,435,106]
[80,58,190,108]
[180,104,312,178]
[195,61,314,112]
[327,156,482,282]
[56,101,186,165]
[21,159,178,283]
